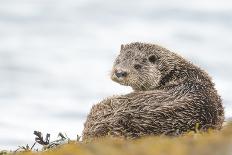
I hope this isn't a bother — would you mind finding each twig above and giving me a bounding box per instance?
[34,131,50,145]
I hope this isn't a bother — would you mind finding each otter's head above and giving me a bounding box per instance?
[111,42,178,91]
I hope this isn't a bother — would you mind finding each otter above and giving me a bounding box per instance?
[82,42,224,140]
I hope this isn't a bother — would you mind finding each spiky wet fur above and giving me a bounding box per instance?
[82,42,224,140]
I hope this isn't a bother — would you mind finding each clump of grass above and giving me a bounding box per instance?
[1,123,232,155]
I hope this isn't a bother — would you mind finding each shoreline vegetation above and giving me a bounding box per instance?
[1,123,232,155]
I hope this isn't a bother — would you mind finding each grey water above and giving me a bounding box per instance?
[0,0,232,150]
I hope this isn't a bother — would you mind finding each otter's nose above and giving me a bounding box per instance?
[115,70,128,78]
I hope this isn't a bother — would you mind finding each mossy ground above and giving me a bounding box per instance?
[1,123,232,155]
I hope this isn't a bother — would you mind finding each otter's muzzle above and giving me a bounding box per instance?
[115,69,128,78]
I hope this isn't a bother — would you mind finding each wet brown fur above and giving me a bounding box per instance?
[82,42,224,140]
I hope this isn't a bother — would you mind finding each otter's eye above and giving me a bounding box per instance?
[148,55,158,63]
[134,64,142,70]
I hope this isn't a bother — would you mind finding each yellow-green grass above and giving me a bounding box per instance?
[2,123,232,155]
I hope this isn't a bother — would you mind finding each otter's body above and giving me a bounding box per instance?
[82,42,224,140]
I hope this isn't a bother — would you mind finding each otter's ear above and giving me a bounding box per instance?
[120,44,124,50]
[148,55,159,63]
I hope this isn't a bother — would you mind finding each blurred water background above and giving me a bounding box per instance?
[0,0,232,150]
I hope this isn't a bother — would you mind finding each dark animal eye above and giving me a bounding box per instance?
[134,64,142,70]
[148,55,158,63]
